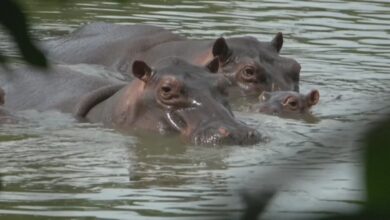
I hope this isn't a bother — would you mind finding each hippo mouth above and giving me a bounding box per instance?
[165,109,262,146]
[190,121,262,146]
[191,128,261,146]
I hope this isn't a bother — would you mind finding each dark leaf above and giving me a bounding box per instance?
[0,51,7,64]
[240,188,277,220]
[319,115,390,220]
[365,115,390,214]
[0,0,47,67]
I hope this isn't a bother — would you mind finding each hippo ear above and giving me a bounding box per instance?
[212,37,231,63]
[132,60,152,83]
[258,91,272,102]
[307,89,320,106]
[205,56,220,73]
[271,32,283,53]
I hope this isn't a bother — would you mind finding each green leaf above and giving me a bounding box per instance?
[0,52,7,64]
[0,0,47,67]
[365,115,390,214]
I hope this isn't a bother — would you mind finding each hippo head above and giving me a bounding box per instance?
[253,89,320,116]
[209,33,301,99]
[115,57,262,146]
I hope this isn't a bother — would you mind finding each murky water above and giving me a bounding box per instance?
[1,0,389,219]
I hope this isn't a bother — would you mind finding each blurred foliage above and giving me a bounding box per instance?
[322,115,390,220]
[240,115,390,220]
[240,188,276,220]
[365,115,390,214]
[0,0,47,67]
[0,0,389,219]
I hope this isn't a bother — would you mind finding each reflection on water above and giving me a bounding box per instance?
[1,0,389,219]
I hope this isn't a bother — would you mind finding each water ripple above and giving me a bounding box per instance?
[1,0,389,219]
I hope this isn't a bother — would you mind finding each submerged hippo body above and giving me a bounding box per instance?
[252,90,320,117]
[0,87,18,124]
[0,59,261,146]
[0,106,14,124]
[44,22,185,69]
[44,22,301,99]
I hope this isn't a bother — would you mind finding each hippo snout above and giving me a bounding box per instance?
[191,122,262,146]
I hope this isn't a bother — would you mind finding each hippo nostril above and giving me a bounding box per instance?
[191,122,262,146]
[248,130,259,141]
[246,129,262,143]
[218,127,230,137]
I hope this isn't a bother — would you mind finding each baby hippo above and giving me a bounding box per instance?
[252,89,320,117]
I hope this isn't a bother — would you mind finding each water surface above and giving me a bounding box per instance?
[1,0,389,219]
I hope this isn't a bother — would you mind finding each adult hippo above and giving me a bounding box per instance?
[44,22,301,100]
[0,58,261,146]
[0,106,15,123]
[251,90,319,117]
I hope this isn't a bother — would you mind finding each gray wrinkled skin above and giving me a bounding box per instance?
[0,87,18,124]
[251,90,320,119]
[0,59,261,146]
[44,22,301,100]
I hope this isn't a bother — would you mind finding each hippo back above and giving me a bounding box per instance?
[0,65,121,113]
[44,22,185,71]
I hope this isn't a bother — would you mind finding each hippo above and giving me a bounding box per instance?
[0,107,14,123]
[0,58,261,146]
[251,90,320,117]
[0,87,17,124]
[44,22,301,100]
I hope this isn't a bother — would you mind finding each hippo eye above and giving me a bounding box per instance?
[157,76,189,108]
[289,101,298,108]
[241,66,265,83]
[160,85,174,99]
[244,68,255,76]
[244,67,255,77]
[282,96,299,111]
[161,86,171,93]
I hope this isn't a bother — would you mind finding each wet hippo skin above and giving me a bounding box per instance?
[44,22,301,100]
[251,90,320,117]
[0,58,261,146]
[0,87,18,124]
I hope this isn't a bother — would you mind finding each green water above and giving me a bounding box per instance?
[0,0,389,219]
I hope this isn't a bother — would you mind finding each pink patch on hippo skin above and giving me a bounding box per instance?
[194,50,215,67]
[218,127,230,137]
[307,89,320,106]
